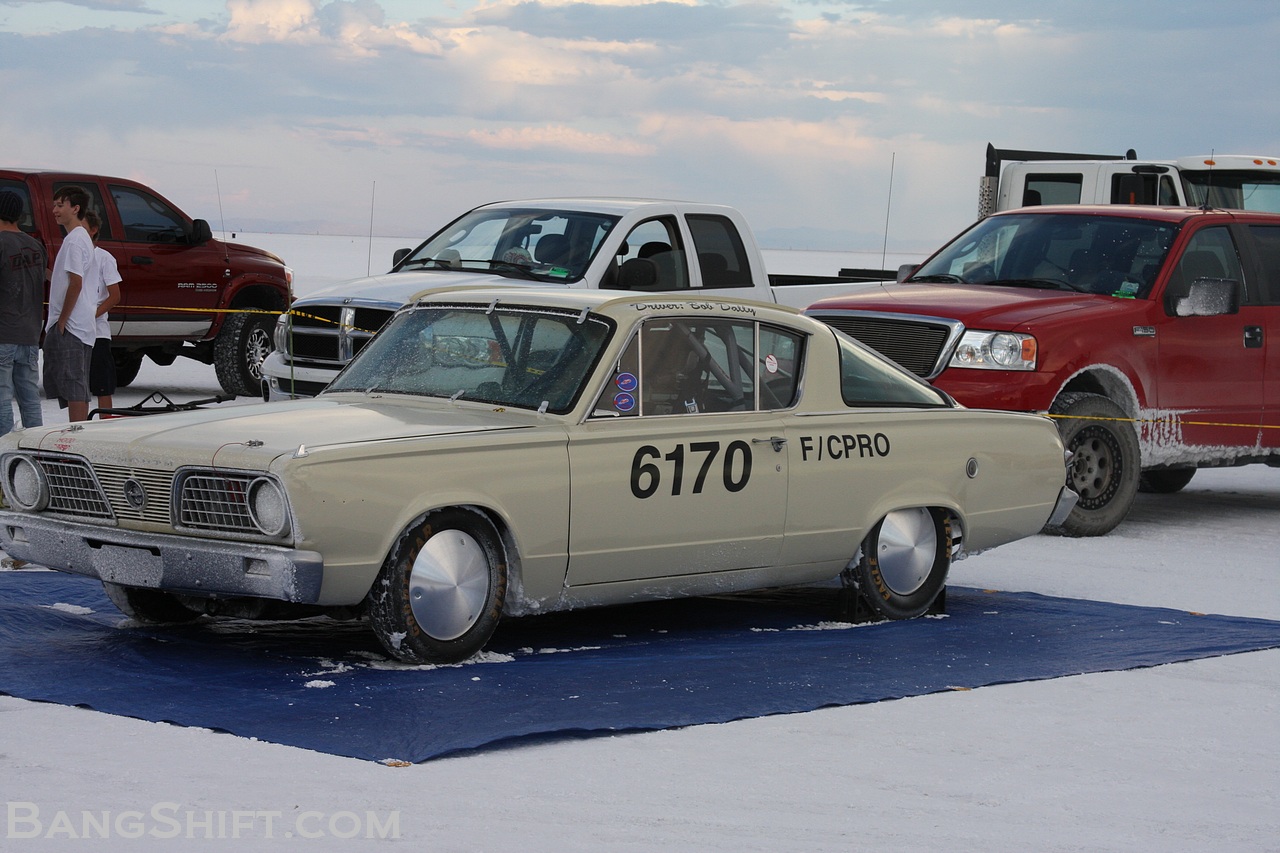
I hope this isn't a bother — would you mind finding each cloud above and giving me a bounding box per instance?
[222,0,320,43]
[0,0,160,11]
[4,0,1280,250]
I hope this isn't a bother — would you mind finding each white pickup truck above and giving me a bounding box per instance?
[981,142,1280,217]
[262,198,891,399]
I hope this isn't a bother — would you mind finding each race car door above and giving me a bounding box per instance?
[565,315,792,586]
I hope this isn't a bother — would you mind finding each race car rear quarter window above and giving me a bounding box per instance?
[326,305,613,413]
[836,334,948,408]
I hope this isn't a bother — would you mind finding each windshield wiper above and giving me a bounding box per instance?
[908,273,963,283]
[984,278,1087,293]
[482,260,540,280]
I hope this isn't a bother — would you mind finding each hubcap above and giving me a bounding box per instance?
[246,326,272,382]
[1068,427,1120,508]
[875,508,937,596]
[408,530,491,641]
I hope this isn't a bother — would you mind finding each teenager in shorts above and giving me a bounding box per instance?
[84,211,122,416]
[44,185,98,422]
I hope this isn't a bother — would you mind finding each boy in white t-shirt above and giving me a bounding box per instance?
[44,185,99,422]
[84,212,122,415]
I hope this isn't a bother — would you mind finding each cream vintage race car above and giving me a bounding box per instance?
[0,288,1075,663]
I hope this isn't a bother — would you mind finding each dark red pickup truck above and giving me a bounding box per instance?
[0,170,292,397]
[808,205,1280,535]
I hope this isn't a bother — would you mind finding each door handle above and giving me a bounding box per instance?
[752,436,787,453]
[130,256,153,265]
[1244,326,1263,349]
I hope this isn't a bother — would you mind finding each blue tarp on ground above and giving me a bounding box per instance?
[2,571,1279,763]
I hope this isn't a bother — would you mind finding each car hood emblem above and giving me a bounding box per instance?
[123,479,147,512]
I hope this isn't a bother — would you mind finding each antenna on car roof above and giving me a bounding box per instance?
[214,169,227,239]
[213,169,231,262]
[367,181,377,276]
[880,152,895,277]
[1201,149,1218,211]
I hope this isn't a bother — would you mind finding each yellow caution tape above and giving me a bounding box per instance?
[1043,412,1280,430]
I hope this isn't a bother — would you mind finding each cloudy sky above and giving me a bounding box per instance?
[3,0,1278,252]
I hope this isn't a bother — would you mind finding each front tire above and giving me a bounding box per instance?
[102,582,200,623]
[847,507,950,620]
[367,509,507,664]
[214,311,276,397]
[1049,392,1141,536]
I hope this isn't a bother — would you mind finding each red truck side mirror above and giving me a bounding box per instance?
[189,218,213,245]
[1167,276,1240,317]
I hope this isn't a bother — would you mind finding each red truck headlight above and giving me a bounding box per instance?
[950,331,1037,371]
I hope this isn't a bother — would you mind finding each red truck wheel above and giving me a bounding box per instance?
[214,312,276,397]
[1049,392,1140,536]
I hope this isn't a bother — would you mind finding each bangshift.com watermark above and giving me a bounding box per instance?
[6,802,401,840]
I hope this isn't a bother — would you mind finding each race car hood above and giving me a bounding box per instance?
[9,397,547,471]
[295,269,564,309]
[807,282,1137,330]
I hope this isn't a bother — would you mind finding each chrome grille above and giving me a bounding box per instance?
[93,464,174,524]
[283,304,393,367]
[810,312,960,379]
[37,455,113,519]
[177,471,259,533]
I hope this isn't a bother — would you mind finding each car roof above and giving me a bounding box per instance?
[408,285,805,323]
[994,204,1280,224]
[472,197,741,217]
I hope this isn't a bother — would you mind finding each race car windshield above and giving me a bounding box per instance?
[909,213,1178,299]
[392,208,620,283]
[326,304,613,414]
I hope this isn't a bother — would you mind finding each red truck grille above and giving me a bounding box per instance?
[808,311,961,379]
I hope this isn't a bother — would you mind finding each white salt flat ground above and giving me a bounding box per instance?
[0,238,1276,850]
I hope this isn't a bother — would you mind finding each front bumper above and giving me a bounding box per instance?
[1046,485,1080,528]
[259,351,339,401]
[0,511,325,603]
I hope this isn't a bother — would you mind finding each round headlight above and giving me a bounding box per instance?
[987,333,1025,367]
[248,477,289,537]
[6,456,49,511]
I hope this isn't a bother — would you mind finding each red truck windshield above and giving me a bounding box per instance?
[910,213,1178,299]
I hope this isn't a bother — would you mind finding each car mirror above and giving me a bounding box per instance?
[393,248,411,267]
[189,219,213,245]
[896,263,918,282]
[1170,277,1240,317]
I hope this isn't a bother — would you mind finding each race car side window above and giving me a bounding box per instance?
[596,317,802,417]
[757,324,803,409]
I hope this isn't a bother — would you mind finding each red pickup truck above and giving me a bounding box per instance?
[0,170,292,397]
[807,205,1280,535]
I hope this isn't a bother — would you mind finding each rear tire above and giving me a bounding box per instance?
[112,351,144,387]
[847,507,950,620]
[1049,392,1140,537]
[102,582,200,623]
[214,311,276,397]
[367,509,507,664]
